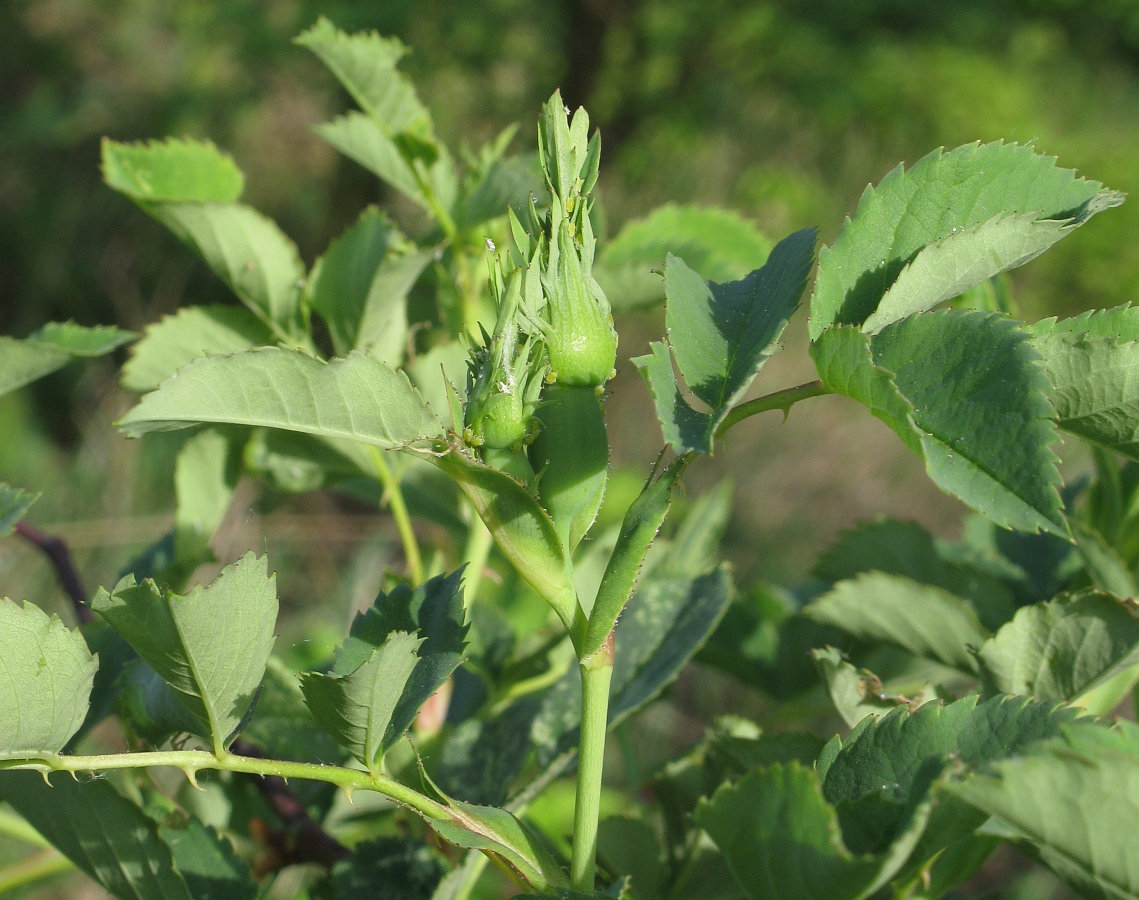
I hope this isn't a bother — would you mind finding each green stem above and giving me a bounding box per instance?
[714,379,832,438]
[461,513,493,606]
[0,848,73,894]
[570,644,614,891]
[0,750,450,823]
[369,447,424,586]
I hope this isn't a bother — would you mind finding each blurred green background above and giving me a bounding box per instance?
[4,2,1136,897]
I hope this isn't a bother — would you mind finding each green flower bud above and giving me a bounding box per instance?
[542,225,617,388]
[528,383,609,551]
[468,390,527,449]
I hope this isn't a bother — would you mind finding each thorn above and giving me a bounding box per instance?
[340,785,358,808]
[183,766,203,790]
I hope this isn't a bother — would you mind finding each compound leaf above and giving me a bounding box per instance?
[0,771,194,900]
[122,305,273,393]
[118,347,442,448]
[806,572,989,674]
[90,553,278,753]
[810,141,1122,338]
[975,589,1139,702]
[0,599,97,757]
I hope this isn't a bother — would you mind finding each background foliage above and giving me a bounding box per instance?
[6,2,1139,896]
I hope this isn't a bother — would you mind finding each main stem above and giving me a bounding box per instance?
[571,638,615,891]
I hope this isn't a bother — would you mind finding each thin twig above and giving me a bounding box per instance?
[15,520,92,623]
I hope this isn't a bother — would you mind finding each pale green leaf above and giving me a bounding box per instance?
[863,206,1116,334]
[296,17,428,134]
[90,553,278,753]
[696,761,931,900]
[301,630,421,774]
[307,207,431,361]
[118,347,442,448]
[173,428,240,564]
[103,139,305,337]
[810,141,1122,338]
[596,204,773,312]
[315,113,426,206]
[148,203,305,338]
[1072,522,1138,597]
[975,589,1139,702]
[122,305,273,393]
[806,572,989,673]
[0,599,97,757]
[0,324,135,397]
[0,772,194,900]
[0,482,38,536]
[948,722,1139,899]
[102,137,244,202]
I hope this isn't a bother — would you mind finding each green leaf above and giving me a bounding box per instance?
[118,347,442,448]
[0,772,194,900]
[321,569,468,758]
[806,572,989,674]
[430,800,569,893]
[0,482,38,536]
[634,228,816,455]
[296,18,429,134]
[596,816,667,900]
[947,722,1139,899]
[809,141,1122,339]
[173,428,241,566]
[101,136,244,202]
[434,701,536,806]
[0,599,97,757]
[117,658,204,746]
[90,553,278,753]
[423,446,575,627]
[810,648,916,729]
[975,589,1139,702]
[1032,333,1139,461]
[103,140,306,338]
[814,518,1016,632]
[243,657,345,765]
[331,837,445,899]
[159,815,258,900]
[122,305,274,393]
[455,153,543,232]
[821,694,1081,866]
[315,113,427,207]
[300,631,421,775]
[633,340,714,455]
[818,311,1066,536]
[306,206,431,361]
[596,204,773,312]
[0,323,135,397]
[696,761,931,900]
